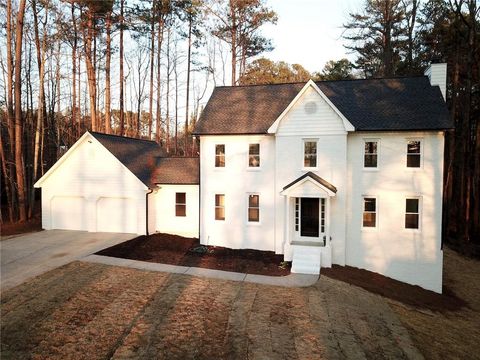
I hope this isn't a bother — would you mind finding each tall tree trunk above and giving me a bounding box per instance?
[155,19,164,144]
[185,17,192,156]
[0,130,14,222]
[148,1,156,139]
[165,29,171,152]
[14,0,28,222]
[71,3,78,141]
[105,11,112,134]
[119,0,125,136]
[84,11,97,131]
[229,0,237,85]
[31,0,48,218]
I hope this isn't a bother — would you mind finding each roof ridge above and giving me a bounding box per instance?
[213,75,427,89]
[90,131,159,144]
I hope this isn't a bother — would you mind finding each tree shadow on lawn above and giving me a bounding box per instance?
[96,233,291,276]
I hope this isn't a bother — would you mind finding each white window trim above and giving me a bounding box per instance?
[247,143,262,171]
[363,138,380,171]
[302,138,319,171]
[361,195,378,231]
[214,143,226,169]
[404,196,422,232]
[214,193,225,221]
[405,138,423,170]
[246,193,261,225]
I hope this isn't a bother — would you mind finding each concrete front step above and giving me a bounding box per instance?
[291,244,322,275]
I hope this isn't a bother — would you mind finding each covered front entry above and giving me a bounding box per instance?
[281,172,337,273]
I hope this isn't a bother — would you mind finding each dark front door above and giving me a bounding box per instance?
[301,198,319,237]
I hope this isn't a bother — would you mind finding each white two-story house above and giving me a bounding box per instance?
[193,64,451,293]
[34,64,451,293]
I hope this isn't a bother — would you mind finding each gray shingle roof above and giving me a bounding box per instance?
[152,157,199,185]
[91,132,166,188]
[193,76,452,135]
[283,172,337,194]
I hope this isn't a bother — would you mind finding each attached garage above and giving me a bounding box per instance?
[35,132,167,235]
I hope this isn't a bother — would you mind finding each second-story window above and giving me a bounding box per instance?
[249,144,260,167]
[406,140,421,168]
[304,140,317,168]
[215,144,225,167]
[364,140,378,168]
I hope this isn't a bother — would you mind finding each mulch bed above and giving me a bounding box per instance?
[321,265,467,313]
[96,233,291,276]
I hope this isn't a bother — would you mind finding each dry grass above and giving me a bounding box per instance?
[390,247,480,360]
[1,261,422,359]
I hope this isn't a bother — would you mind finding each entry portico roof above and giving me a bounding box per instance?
[282,172,337,195]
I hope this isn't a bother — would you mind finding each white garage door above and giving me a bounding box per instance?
[96,197,138,233]
[51,196,88,231]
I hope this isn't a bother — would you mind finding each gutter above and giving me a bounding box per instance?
[146,188,154,235]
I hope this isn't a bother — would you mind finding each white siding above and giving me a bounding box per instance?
[276,86,347,136]
[154,184,199,238]
[200,135,276,250]
[40,135,148,235]
[346,131,444,292]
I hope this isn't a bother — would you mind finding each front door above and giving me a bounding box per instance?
[300,197,319,237]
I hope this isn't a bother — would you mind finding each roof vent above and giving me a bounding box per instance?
[304,101,317,114]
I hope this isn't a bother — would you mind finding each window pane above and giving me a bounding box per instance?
[405,214,419,229]
[304,154,317,167]
[249,195,259,207]
[406,199,419,213]
[249,155,260,167]
[407,154,421,168]
[176,192,186,204]
[248,208,259,222]
[363,213,376,227]
[215,144,225,155]
[304,141,317,167]
[364,198,376,212]
[407,141,420,154]
[215,194,224,207]
[176,205,186,217]
[249,144,259,155]
[364,154,377,167]
[365,141,377,154]
[215,207,225,220]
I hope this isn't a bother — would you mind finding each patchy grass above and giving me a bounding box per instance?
[97,233,291,276]
[1,261,423,359]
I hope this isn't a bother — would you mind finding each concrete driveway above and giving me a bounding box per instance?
[1,230,136,290]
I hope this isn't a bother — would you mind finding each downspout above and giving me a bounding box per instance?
[197,136,201,240]
[146,188,154,235]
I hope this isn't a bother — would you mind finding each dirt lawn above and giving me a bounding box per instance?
[1,248,478,359]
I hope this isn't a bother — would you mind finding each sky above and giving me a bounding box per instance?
[262,0,363,72]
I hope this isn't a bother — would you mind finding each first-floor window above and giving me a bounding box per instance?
[362,197,377,228]
[215,194,225,220]
[405,198,420,229]
[175,192,186,217]
[248,194,260,222]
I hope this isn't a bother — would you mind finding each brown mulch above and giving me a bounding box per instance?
[96,233,291,276]
[321,264,467,313]
[0,216,42,238]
